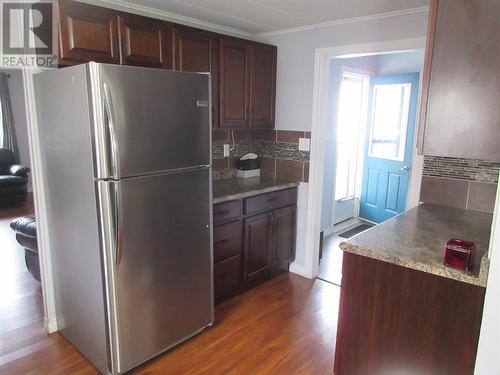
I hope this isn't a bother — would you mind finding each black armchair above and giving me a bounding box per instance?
[0,148,30,207]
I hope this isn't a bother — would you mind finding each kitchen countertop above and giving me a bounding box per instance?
[213,177,299,204]
[339,204,492,287]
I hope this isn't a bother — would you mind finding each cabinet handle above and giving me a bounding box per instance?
[269,212,275,230]
[267,197,279,203]
[113,38,120,57]
[122,39,127,55]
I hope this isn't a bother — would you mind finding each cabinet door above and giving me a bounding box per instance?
[272,206,296,264]
[118,14,172,69]
[219,37,250,128]
[173,26,219,127]
[243,212,271,281]
[249,44,276,128]
[421,0,500,161]
[59,1,120,65]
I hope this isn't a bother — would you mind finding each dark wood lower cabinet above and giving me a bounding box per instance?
[272,206,296,265]
[243,212,272,281]
[213,188,297,303]
[334,252,486,375]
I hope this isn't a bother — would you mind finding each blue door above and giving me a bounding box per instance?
[360,73,419,223]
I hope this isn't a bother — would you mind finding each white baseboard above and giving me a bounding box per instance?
[44,317,58,333]
[289,262,310,278]
[322,226,336,237]
[323,218,363,238]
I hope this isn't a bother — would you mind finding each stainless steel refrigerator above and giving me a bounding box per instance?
[34,63,213,374]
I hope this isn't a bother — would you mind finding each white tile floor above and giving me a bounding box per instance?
[317,235,344,285]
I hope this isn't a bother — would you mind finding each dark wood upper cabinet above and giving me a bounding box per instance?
[59,1,120,65]
[118,14,172,69]
[272,206,296,265]
[58,2,277,129]
[219,37,277,129]
[173,26,219,126]
[418,0,500,161]
[249,44,276,128]
[243,212,271,281]
[219,37,250,128]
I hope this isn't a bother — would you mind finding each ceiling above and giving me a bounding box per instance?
[122,0,430,35]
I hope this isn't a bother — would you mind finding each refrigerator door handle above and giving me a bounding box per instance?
[103,83,120,179]
[111,182,122,266]
[97,181,122,373]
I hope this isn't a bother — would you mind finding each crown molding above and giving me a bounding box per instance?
[77,1,428,40]
[255,6,430,37]
[77,0,254,39]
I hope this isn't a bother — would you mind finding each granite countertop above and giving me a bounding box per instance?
[213,177,299,204]
[340,204,493,287]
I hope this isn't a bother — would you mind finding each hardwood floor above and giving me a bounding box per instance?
[0,196,340,375]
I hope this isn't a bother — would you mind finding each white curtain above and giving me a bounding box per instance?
[0,73,18,159]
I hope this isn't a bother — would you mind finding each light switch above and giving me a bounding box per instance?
[298,138,310,152]
[223,144,230,157]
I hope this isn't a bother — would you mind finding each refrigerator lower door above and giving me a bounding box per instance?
[98,167,213,373]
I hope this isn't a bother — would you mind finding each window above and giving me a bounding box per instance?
[335,71,369,201]
[368,83,411,161]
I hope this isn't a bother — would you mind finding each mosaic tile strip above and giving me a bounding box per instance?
[423,156,500,183]
[212,139,253,159]
[254,140,310,161]
[212,139,310,161]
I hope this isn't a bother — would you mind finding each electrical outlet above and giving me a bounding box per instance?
[223,144,230,157]
[298,138,310,152]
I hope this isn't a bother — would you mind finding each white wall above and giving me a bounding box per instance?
[259,11,429,132]
[376,49,425,75]
[475,183,500,374]
[0,69,31,189]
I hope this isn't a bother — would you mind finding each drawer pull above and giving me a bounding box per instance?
[267,197,279,202]
[214,238,229,246]
[214,209,230,216]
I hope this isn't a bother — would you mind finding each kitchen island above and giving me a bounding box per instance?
[336,204,492,375]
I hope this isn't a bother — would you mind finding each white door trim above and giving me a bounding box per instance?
[22,69,58,333]
[305,37,426,279]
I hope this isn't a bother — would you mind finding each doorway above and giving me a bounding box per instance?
[360,73,420,223]
[317,49,424,284]
[0,69,44,362]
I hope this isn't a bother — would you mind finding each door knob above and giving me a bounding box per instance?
[400,165,411,172]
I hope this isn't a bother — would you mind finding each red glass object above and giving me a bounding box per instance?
[443,239,476,271]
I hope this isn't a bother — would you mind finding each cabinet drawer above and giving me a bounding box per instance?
[214,220,242,263]
[213,200,241,224]
[244,188,297,215]
[214,255,241,302]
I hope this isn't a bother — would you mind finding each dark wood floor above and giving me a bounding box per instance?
[0,197,340,374]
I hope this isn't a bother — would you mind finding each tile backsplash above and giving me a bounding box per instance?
[423,156,500,183]
[420,156,499,213]
[212,129,310,182]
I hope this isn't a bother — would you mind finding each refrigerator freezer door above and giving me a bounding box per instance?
[91,63,211,180]
[99,168,213,373]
